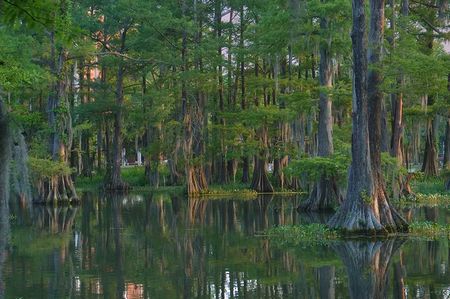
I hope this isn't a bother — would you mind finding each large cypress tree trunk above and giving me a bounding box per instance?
[367,0,407,230]
[328,0,407,233]
[182,0,208,195]
[43,29,78,202]
[104,29,128,191]
[299,10,342,211]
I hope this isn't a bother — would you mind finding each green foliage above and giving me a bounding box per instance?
[121,166,147,187]
[411,174,448,195]
[266,224,338,246]
[285,153,349,185]
[409,221,450,239]
[29,157,72,179]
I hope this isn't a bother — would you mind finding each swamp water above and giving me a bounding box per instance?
[1,193,449,298]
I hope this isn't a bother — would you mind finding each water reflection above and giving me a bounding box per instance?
[333,239,404,299]
[2,193,450,298]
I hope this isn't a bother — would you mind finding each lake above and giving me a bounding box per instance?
[1,193,449,298]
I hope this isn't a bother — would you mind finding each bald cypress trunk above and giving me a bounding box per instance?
[444,75,450,190]
[183,0,208,194]
[299,10,342,211]
[43,28,78,202]
[250,126,274,192]
[328,0,407,233]
[0,99,10,298]
[0,99,11,205]
[104,29,129,191]
[367,0,407,231]
[240,5,250,184]
[421,114,439,176]
[444,118,450,169]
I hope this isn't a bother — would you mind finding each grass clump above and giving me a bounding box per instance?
[409,221,450,239]
[399,192,450,207]
[410,174,447,195]
[266,224,338,246]
[201,183,258,198]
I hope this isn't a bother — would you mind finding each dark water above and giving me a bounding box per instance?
[1,193,450,298]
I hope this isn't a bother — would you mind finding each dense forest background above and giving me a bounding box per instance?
[0,0,449,232]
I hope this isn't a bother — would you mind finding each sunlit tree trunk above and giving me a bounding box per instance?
[328,0,407,233]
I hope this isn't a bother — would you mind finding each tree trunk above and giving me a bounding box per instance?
[96,124,102,171]
[44,30,78,202]
[0,99,11,204]
[239,4,250,184]
[182,0,208,195]
[250,127,274,193]
[104,29,129,191]
[328,0,407,233]
[368,0,407,230]
[421,116,439,176]
[444,75,450,170]
[299,11,342,211]
[10,129,32,203]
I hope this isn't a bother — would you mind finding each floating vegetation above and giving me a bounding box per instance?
[399,192,450,206]
[266,224,338,246]
[408,221,450,239]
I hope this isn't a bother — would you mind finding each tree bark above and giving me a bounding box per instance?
[104,28,129,191]
[239,4,250,184]
[250,127,274,192]
[0,99,11,204]
[182,0,208,194]
[43,29,78,202]
[421,115,439,176]
[299,10,342,211]
[328,0,407,233]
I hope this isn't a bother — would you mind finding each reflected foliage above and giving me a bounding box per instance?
[2,194,450,298]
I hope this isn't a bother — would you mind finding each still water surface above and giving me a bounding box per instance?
[2,193,450,298]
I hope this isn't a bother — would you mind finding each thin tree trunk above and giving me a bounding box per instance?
[0,99,11,204]
[299,9,342,211]
[240,4,249,184]
[421,115,439,176]
[104,29,128,191]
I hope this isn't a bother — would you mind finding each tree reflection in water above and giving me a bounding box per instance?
[333,238,404,299]
[2,193,450,298]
